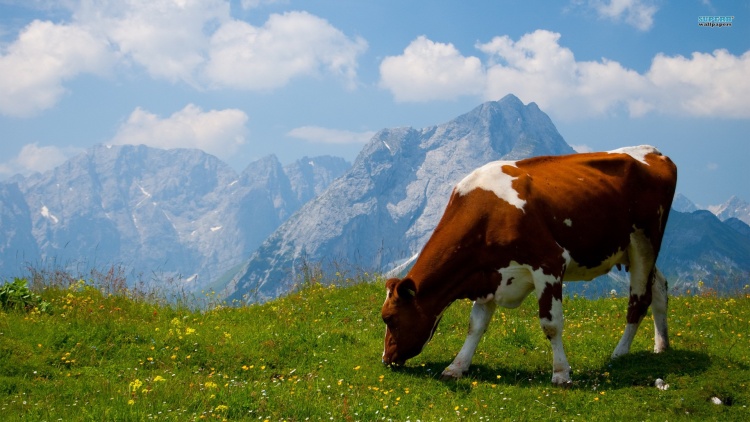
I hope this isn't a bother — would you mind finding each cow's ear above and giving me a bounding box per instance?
[385,277,399,292]
[395,278,416,301]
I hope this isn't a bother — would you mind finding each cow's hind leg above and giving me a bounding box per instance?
[441,299,497,380]
[651,267,669,353]
[535,275,571,386]
[613,230,656,359]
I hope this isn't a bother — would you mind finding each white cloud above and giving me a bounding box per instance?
[110,104,248,159]
[0,3,366,117]
[287,126,375,144]
[578,0,659,31]
[379,36,485,102]
[73,0,230,85]
[0,20,113,117]
[647,50,750,118]
[380,31,750,119]
[205,11,367,90]
[480,30,651,118]
[0,143,84,177]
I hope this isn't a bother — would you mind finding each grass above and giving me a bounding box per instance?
[1,275,749,421]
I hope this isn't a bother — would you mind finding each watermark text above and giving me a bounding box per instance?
[698,16,734,28]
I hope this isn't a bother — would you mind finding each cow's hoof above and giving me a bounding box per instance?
[553,379,573,388]
[551,374,572,387]
[439,367,464,381]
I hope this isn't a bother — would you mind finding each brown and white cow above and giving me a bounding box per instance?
[381,145,677,385]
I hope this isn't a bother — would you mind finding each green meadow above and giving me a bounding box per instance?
[1,274,748,421]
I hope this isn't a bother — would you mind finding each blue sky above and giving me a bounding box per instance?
[0,0,748,207]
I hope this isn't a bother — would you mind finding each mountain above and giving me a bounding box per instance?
[1,145,349,290]
[709,196,750,226]
[0,182,39,271]
[725,218,750,238]
[671,193,699,213]
[658,210,750,293]
[285,156,352,204]
[222,94,576,302]
[3,98,748,302]
[671,193,750,226]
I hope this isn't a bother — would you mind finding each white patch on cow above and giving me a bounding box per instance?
[613,324,641,359]
[608,145,661,165]
[494,263,536,308]
[382,287,392,361]
[499,262,571,385]
[624,228,655,298]
[455,161,526,211]
[563,218,572,227]
[476,293,494,304]
[563,248,627,282]
[613,228,659,359]
[442,300,496,379]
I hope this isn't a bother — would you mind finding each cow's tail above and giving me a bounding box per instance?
[385,252,419,279]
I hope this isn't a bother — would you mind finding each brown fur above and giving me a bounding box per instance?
[382,148,677,374]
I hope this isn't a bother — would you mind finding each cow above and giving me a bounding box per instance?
[381,145,677,386]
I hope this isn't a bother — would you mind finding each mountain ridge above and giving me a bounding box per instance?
[1,145,350,289]
[222,94,577,302]
[2,96,748,302]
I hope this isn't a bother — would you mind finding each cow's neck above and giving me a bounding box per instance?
[410,260,496,319]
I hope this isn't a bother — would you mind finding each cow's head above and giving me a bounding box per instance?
[381,277,440,367]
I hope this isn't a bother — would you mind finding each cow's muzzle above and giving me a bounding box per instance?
[382,356,406,368]
[382,357,405,368]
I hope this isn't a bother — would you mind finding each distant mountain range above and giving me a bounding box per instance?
[0,145,348,290]
[1,95,748,301]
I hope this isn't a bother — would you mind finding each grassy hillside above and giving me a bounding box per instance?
[1,276,749,421]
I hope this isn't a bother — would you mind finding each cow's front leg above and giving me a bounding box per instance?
[537,280,571,386]
[441,299,497,380]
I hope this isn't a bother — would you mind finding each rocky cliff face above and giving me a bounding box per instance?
[2,145,349,289]
[223,94,576,302]
[0,182,39,271]
[710,196,750,226]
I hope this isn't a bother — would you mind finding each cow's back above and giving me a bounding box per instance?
[507,146,677,271]
[413,146,677,285]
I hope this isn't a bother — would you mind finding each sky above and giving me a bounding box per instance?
[0,0,748,207]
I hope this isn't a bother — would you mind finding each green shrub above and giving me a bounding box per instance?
[0,278,51,313]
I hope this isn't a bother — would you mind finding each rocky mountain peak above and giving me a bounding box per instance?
[223,96,575,302]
